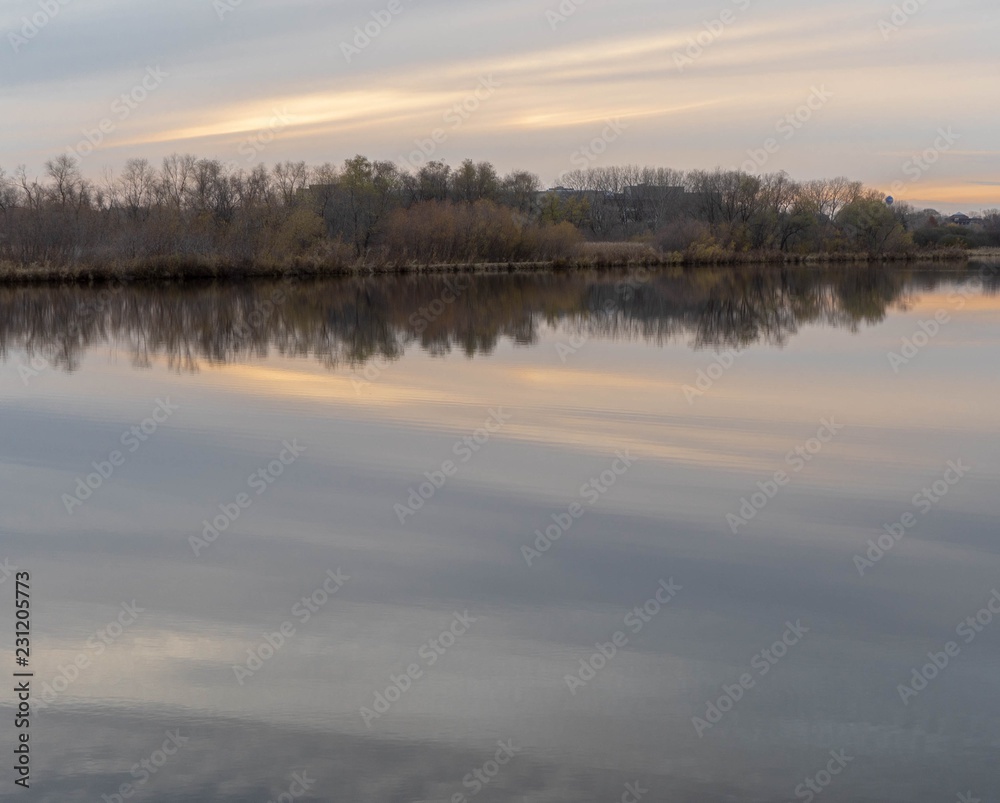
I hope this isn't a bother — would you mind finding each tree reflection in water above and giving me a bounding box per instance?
[0,262,994,373]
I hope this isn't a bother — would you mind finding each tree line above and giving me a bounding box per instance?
[1,154,997,271]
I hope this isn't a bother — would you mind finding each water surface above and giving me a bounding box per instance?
[1,262,998,802]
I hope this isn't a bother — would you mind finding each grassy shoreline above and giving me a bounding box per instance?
[0,247,981,286]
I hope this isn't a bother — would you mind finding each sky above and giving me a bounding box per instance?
[1,0,998,211]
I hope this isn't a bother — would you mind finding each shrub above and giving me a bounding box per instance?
[655,218,712,253]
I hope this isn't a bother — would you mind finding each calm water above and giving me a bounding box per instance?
[1,263,998,802]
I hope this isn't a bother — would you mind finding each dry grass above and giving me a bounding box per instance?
[573,241,666,266]
[0,246,971,285]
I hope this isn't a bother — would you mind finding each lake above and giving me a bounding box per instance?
[1,261,998,802]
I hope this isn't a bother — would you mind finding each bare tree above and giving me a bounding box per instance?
[45,155,84,208]
[15,166,44,211]
[749,171,800,249]
[117,158,157,221]
[0,167,19,213]
[273,161,309,206]
[799,177,864,220]
[160,154,196,210]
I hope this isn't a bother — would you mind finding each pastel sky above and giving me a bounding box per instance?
[2,0,998,211]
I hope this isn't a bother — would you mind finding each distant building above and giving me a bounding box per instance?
[619,184,685,223]
[947,213,973,226]
[624,184,686,201]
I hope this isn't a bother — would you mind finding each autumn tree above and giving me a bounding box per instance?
[452,160,501,204]
[837,197,909,255]
[338,155,403,255]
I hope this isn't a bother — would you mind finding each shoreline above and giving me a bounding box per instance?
[0,248,983,286]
